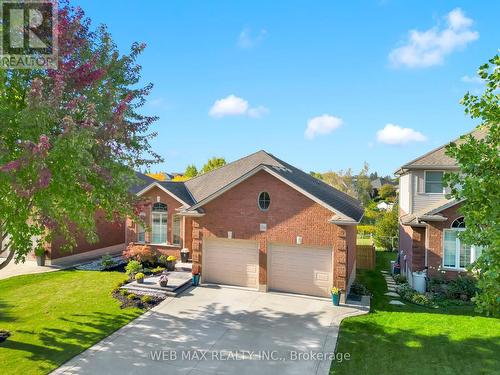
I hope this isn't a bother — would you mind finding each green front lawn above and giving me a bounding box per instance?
[0,270,142,375]
[331,251,500,375]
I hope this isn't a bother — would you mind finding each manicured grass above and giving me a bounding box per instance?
[0,270,142,375]
[331,251,500,375]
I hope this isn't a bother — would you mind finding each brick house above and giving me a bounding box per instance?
[126,150,364,297]
[396,129,486,286]
[42,172,156,266]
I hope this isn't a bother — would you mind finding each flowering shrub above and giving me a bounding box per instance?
[397,283,436,308]
[125,260,142,276]
[167,255,177,262]
[135,272,145,280]
[331,287,340,295]
[123,244,156,263]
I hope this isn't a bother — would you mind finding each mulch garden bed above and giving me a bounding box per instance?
[112,290,164,310]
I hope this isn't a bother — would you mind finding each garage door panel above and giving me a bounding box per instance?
[204,239,259,289]
[268,244,332,298]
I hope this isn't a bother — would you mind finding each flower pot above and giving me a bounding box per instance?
[36,255,45,266]
[192,274,200,286]
[137,278,144,284]
[331,292,341,306]
[159,280,168,287]
[166,260,176,271]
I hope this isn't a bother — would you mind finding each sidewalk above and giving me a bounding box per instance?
[0,258,62,280]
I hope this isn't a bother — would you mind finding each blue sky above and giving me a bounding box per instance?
[75,0,499,176]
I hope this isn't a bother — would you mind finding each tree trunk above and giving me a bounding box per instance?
[0,246,15,271]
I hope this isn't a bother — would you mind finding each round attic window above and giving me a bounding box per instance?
[258,192,270,211]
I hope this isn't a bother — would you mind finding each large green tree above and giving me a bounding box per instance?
[0,3,160,269]
[444,55,499,316]
[201,157,226,174]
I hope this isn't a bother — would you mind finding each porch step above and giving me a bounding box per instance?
[120,279,191,297]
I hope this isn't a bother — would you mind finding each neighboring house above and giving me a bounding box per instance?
[370,177,397,198]
[376,201,394,211]
[42,172,155,266]
[396,129,486,286]
[126,150,364,297]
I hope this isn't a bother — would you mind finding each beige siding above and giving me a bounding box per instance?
[399,173,411,214]
[412,170,450,213]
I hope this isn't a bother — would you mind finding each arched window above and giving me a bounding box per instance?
[444,216,481,270]
[151,203,167,244]
[451,217,465,229]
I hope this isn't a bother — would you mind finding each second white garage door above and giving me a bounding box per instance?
[203,238,259,289]
[268,244,333,297]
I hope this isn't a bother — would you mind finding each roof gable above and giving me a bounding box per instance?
[397,127,488,173]
[185,150,364,222]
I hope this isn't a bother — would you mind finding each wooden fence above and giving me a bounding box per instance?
[357,244,376,270]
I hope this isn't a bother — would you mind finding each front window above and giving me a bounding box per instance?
[151,203,167,244]
[172,215,181,245]
[137,223,145,243]
[443,217,482,269]
[425,171,444,193]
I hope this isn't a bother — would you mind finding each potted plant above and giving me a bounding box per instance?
[135,272,145,284]
[125,260,142,280]
[159,274,169,287]
[331,287,341,306]
[192,264,201,286]
[166,255,177,271]
[34,248,46,266]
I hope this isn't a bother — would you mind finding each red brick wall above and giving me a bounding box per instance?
[125,186,186,249]
[426,203,466,279]
[346,225,357,288]
[399,209,414,275]
[191,170,351,291]
[411,226,426,271]
[49,210,125,259]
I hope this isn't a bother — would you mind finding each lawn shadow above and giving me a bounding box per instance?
[3,310,140,374]
[332,318,500,374]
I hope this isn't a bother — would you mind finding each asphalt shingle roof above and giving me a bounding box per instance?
[158,181,196,206]
[129,172,157,194]
[398,127,488,172]
[184,150,364,222]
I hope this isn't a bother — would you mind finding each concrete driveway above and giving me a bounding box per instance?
[52,286,368,375]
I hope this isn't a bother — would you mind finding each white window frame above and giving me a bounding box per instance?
[172,214,182,246]
[151,203,168,245]
[424,170,445,194]
[442,228,481,270]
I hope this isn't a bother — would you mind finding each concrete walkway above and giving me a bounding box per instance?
[0,258,62,280]
[52,286,369,375]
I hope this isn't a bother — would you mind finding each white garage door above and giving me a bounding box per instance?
[268,244,333,297]
[204,238,259,289]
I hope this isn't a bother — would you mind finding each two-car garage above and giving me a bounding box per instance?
[203,238,333,298]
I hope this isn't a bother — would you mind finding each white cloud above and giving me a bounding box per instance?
[305,114,343,140]
[237,28,267,49]
[389,8,479,68]
[461,75,484,85]
[376,124,427,145]
[247,105,269,118]
[208,94,268,119]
